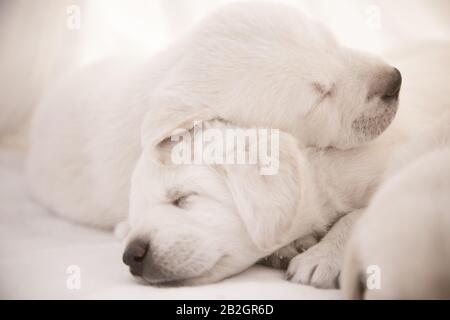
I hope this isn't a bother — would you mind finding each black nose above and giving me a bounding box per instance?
[123,240,149,276]
[382,68,402,100]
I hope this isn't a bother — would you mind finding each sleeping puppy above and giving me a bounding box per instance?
[122,119,392,286]
[141,2,401,153]
[341,113,450,299]
[26,2,401,286]
[27,1,400,230]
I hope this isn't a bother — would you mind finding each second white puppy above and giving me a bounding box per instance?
[122,119,395,287]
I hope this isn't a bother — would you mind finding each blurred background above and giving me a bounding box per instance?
[0,0,449,142]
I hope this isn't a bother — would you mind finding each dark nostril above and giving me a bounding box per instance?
[123,240,149,276]
[383,68,402,100]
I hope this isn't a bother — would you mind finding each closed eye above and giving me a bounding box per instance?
[172,192,198,209]
[311,82,333,101]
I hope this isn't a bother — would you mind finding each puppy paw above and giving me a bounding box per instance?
[286,243,341,289]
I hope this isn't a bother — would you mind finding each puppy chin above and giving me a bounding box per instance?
[142,268,223,287]
[141,254,228,287]
[352,101,399,144]
[141,270,203,287]
[142,276,186,287]
[180,262,251,286]
[148,255,256,287]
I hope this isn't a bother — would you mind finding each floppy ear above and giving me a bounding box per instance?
[141,97,216,164]
[220,132,303,253]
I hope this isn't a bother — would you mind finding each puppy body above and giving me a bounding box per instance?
[280,132,403,288]
[342,113,450,299]
[27,2,399,229]
[26,54,173,228]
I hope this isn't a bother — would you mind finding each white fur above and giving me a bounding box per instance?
[26,2,403,285]
[342,113,450,299]
[125,119,399,285]
[286,209,363,289]
[27,1,399,229]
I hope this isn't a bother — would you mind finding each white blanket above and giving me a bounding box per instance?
[0,149,339,299]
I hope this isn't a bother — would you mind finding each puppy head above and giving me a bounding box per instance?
[179,3,401,149]
[297,48,401,149]
[123,121,304,285]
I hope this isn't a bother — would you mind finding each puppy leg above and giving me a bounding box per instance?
[287,209,363,289]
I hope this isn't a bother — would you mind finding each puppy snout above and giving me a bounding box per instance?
[382,68,402,100]
[368,67,402,102]
[123,240,149,276]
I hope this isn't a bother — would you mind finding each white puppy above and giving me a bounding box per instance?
[26,2,401,286]
[27,1,400,230]
[342,113,450,299]
[122,119,394,286]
